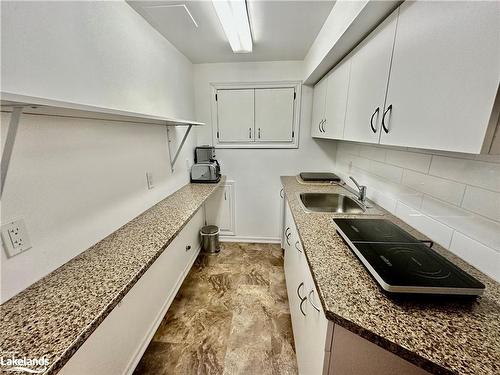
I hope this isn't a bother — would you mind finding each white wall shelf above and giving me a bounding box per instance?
[0,92,205,127]
[0,92,204,191]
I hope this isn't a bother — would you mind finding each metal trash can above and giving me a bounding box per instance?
[200,225,220,253]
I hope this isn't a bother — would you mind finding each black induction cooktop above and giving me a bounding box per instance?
[299,172,341,182]
[333,219,485,296]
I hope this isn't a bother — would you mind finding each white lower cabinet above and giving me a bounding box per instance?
[204,180,235,235]
[283,201,333,375]
[58,208,205,375]
[282,200,432,375]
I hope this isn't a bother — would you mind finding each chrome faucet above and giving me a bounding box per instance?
[349,176,367,203]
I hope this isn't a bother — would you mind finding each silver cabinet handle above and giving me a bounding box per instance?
[295,240,302,253]
[258,128,261,138]
[224,191,227,200]
[322,119,327,132]
[280,188,284,198]
[308,290,320,312]
[249,127,252,138]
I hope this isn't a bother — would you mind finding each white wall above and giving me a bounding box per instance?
[194,61,337,241]
[335,141,500,282]
[0,1,196,302]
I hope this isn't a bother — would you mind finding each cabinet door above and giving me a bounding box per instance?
[204,182,235,234]
[343,10,398,144]
[255,88,294,142]
[302,258,330,375]
[311,78,328,138]
[380,1,500,153]
[323,58,351,139]
[217,89,254,142]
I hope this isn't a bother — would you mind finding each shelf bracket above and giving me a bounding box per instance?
[166,124,193,172]
[1,106,23,199]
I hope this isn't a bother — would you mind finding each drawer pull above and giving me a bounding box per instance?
[370,107,379,133]
[285,227,291,245]
[308,290,321,312]
[382,104,392,133]
[297,282,305,300]
[299,295,307,316]
[295,240,302,253]
[185,245,192,251]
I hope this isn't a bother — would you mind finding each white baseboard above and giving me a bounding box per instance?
[220,235,281,244]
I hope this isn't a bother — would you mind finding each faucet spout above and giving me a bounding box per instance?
[349,176,367,203]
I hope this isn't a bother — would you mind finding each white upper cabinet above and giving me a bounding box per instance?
[255,88,295,142]
[311,77,328,137]
[323,58,351,139]
[343,10,398,144]
[379,1,500,153]
[213,83,300,148]
[217,89,254,142]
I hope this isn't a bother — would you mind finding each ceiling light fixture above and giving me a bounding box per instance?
[212,0,252,53]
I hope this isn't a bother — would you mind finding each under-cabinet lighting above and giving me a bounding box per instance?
[212,0,252,53]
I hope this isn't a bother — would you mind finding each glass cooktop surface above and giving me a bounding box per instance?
[333,219,485,294]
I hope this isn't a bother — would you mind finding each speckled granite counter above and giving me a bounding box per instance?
[0,177,225,375]
[281,176,500,375]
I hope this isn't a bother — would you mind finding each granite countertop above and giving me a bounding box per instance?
[0,177,225,375]
[281,176,500,375]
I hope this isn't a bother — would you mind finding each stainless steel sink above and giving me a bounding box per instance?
[299,193,365,214]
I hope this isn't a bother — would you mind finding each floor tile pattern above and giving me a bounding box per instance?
[134,242,298,375]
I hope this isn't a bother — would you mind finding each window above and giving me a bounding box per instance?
[211,82,301,148]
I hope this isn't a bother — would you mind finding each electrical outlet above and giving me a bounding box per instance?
[1,219,32,257]
[146,172,154,189]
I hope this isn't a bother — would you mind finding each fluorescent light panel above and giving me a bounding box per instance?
[212,0,252,53]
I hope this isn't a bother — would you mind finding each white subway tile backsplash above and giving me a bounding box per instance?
[461,186,500,222]
[420,196,500,251]
[402,170,466,205]
[351,155,370,170]
[395,202,453,248]
[367,190,398,214]
[429,156,500,192]
[449,232,500,282]
[369,160,403,184]
[335,140,500,280]
[337,141,360,156]
[359,145,386,162]
[386,149,432,173]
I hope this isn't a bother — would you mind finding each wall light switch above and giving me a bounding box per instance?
[146,172,154,189]
[1,219,32,258]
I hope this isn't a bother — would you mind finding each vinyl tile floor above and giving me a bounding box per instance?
[133,242,298,375]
